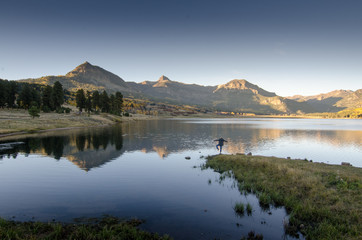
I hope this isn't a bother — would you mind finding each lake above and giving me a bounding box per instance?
[0,118,361,239]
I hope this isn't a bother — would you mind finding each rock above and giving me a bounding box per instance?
[0,142,25,151]
[185,156,191,160]
[236,153,245,155]
[287,157,291,160]
[247,152,252,156]
[341,162,351,166]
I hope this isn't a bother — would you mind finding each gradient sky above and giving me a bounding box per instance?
[1,0,361,96]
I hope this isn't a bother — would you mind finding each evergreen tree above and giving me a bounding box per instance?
[18,84,33,109]
[92,90,100,111]
[110,91,123,115]
[6,81,18,108]
[115,91,123,112]
[42,85,54,111]
[0,80,6,107]
[52,81,64,109]
[31,87,41,107]
[85,91,92,113]
[28,102,40,118]
[110,94,115,114]
[100,90,110,113]
[75,89,86,112]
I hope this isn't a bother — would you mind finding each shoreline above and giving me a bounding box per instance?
[205,154,362,240]
[0,109,358,141]
[0,109,158,140]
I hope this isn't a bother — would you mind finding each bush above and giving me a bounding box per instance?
[63,107,71,113]
[28,106,40,118]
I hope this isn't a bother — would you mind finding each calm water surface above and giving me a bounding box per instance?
[0,118,361,239]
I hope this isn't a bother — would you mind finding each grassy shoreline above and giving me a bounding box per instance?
[1,108,353,140]
[0,216,171,240]
[205,154,362,240]
[0,109,157,140]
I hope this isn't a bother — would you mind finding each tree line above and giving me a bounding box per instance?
[0,79,123,116]
[0,79,65,111]
[75,89,123,115]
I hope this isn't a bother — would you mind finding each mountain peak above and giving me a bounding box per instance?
[158,75,171,82]
[214,79,276,97]
[66,61,97,76]
[218,79,249,90]
[63,62,127,89]
[153,75,172,88]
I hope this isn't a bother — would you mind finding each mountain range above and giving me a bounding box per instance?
[18,62,362,114]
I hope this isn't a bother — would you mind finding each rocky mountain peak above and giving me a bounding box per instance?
[216,79,249,90]
[153,75,173,88]
[66,61,97,77]
[158,75,171,82]
[214,79,276,97]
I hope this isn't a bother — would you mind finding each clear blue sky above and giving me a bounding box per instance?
[0,0,361,96]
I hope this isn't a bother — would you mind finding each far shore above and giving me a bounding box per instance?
[0,108,158,140]
[0,108,355,140]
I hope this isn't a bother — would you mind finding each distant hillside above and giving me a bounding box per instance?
[19,62,131,93]
[16,62,357,114]
[128,75,216,106]
[288,89,362,112]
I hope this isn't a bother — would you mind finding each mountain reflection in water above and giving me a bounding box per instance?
[0,118,361,169]
[0,118,361,239]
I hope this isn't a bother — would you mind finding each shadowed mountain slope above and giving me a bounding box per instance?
[16,62,359,114]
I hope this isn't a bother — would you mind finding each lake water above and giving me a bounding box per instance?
[0,118,361,239]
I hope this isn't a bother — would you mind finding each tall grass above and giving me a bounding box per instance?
[234,202,245,215]
[0,216,171,240]
[206,154,362,240]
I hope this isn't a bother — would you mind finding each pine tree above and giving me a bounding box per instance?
[18,84,33,109]
[92,90,100,111]
[6,81,18,108]
[28,104,40,118]
[42,85,54,112]
[75,89,86,112]
[85,91,92,113]
[111,91,123,115]
[100,90,110,113]
[0,80,6,107]
[52,81,64,110]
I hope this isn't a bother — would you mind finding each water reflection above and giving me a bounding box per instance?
[0,127,124,171]
[0,118,361,168]
[0,118,361,239]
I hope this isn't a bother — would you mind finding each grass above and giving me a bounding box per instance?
[234,202,245,215]
[246,203,253,216]
[0,216,172,240]
[205,154,362,240]
[0,108,156,138]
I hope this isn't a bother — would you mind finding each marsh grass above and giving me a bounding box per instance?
[246,203,253,216]
[234,202,245,215]
[206,155,362,240]
[0,216,171,240]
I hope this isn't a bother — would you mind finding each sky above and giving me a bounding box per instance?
[0,0,361,96]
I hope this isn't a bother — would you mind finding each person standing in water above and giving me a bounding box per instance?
[214,137,228,153]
